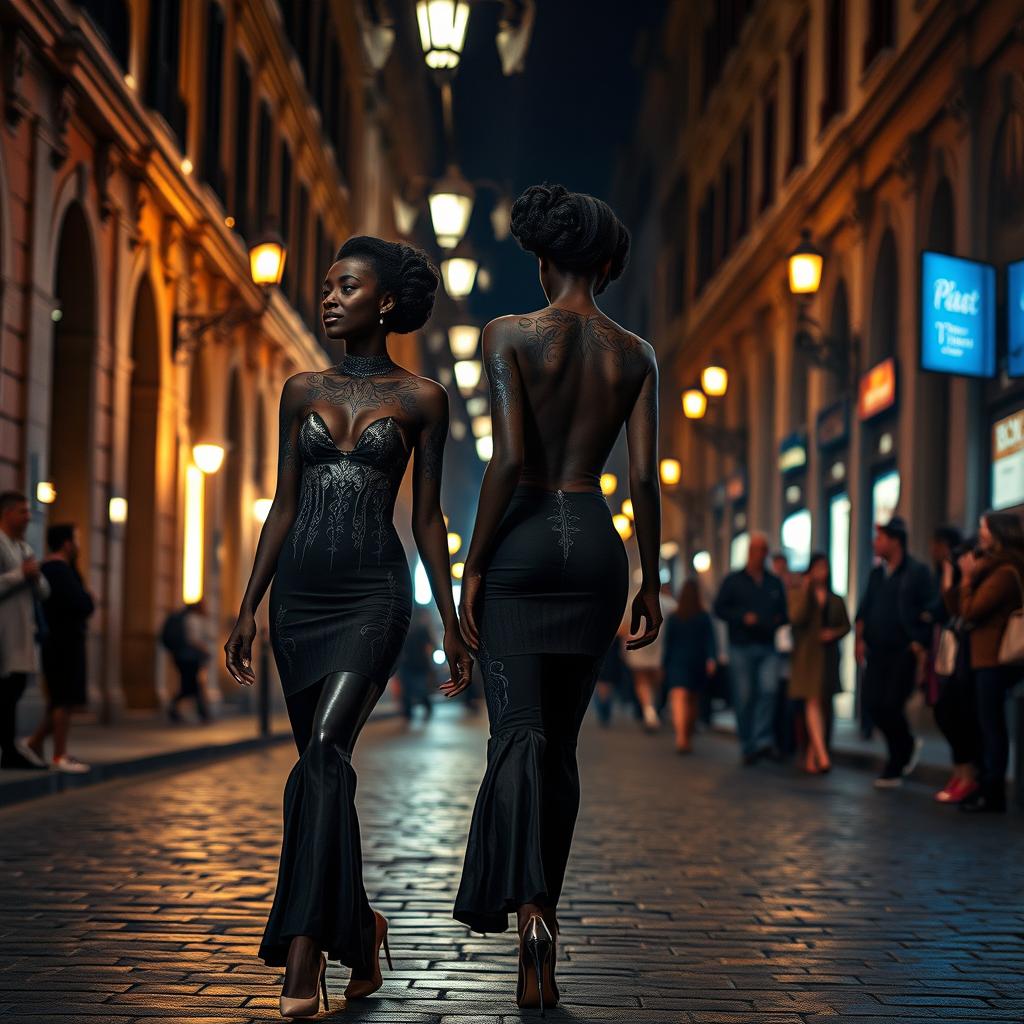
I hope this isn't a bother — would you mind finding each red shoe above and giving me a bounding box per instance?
[935,775,960,803]
[950,779,979,804]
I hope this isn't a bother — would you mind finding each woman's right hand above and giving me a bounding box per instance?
[458,567,484,651]
[224,614,257,687]
[626,588,663,650]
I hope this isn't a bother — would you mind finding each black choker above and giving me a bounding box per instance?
[338,352,397,378]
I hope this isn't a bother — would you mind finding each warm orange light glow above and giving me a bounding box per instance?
[660,458,682,486]
[447,532,462,555]
[621,499,634,520]
[701,366,728,397]
[600,472,617,496]
[682,389,708,419]
[612,513,633,539]
[183,464,205,603]
[788,229,824,296]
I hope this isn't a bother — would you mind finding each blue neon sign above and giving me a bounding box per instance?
[1009,260,1024,378]
[919,251,996,379]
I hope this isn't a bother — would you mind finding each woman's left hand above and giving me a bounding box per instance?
[438,627,474,698]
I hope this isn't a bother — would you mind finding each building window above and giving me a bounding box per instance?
[294,185,310,316]
[144,0,187,146]
[863,0,895,69]
[760,78,777,211]
[80,0,130,68]
[201,1,226,200]
[279,145,293,297]
[697,185,717,293]
[788,28,807,173]
[255,102,272,233]
[665,177,688,317]
[232,55,253,239]
[737,126,751,239]
[820,0,846,128]
[722,165,734,258]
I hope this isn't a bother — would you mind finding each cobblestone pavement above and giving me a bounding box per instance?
[0,705,1022,1024]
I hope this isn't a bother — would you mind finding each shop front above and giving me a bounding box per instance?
[726,470,749,570]
[858,357,900,578]
[778,431,811,572]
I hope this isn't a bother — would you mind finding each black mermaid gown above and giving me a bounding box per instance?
[260,409,413,970]
[454,484,629,933]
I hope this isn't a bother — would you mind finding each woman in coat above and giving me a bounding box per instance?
[787,553,850,774]
[661,579,716,753]
[942,510,1024,813]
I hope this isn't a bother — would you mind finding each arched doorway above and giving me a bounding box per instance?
[120,275,162,708]
[48,203,97,576]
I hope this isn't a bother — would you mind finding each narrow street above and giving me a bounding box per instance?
[0,707,1020,1023]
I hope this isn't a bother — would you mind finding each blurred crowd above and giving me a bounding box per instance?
[597,512,1024,815]
[2,481,1021,815]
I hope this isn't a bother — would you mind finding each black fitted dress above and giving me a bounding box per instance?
[260,408,413,971]
[454,483,629,933]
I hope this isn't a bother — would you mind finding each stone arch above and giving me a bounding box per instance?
[48,201,98,573]
[120,270,164,708]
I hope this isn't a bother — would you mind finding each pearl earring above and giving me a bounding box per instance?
[379,314,384,325]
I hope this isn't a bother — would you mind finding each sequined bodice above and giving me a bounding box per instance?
[288,411,411,571]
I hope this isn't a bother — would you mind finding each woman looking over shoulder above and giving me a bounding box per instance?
[454,184,662,1012]
[224,236,473,1018]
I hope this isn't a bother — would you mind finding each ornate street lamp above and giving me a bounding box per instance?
[448,324,480,359]
[416,0,471,70]
[429,164,475,250]
[787,229,823,296]
[248,232,287,286]
[441,252,479,299]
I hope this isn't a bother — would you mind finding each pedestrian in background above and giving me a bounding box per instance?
[713,532,788,764]
[161,599,212,723]
[623,580,676,732]
[788,553,850,775]
[925,524,964,705]
[855,516,935,788]
[22,523,94,773]
[662,578,716,754]
[397,609,435,723]
[593,623,629,726]
[0,491,51,771]
[942,511,1024,813]
[933,535,981,804]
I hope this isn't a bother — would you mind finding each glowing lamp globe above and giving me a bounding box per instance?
[249,234,286,286]
[600,472,617,496]
[682,389,708,420]
[660,458,682,486]
[787,229,823,296]
[416,0,470,70]
[701,365,728,397]
[192,443,225,474]
[448,324,480,359]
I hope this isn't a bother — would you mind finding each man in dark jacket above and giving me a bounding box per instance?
[855,516,936,787]
[713,533,789,764]
[23,523,95,773]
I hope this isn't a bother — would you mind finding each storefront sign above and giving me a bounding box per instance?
[1009,260,1024,378]
[857,357,897,421]
[816,398,849,450]
[992,409,1024,511]
[919,251,996,378]
[778,432,808,474]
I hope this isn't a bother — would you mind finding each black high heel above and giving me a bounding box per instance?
[516,914,556,1015]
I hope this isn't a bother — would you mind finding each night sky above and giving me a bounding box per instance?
[441,0,669,324]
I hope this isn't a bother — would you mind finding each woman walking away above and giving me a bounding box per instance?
[662,579,716,753]
[225,237,472,1017]
[455,183,661,1013]
[942,511,1024,813]
[932,536,981,804]
[787,553,850,775]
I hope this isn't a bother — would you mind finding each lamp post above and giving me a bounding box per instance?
[173,232,286,361]
[787,228,859,385]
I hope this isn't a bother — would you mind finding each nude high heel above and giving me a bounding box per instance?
[344,911,392,1000]
[279,952,328,1018]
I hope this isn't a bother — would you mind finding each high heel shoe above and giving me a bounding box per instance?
[344,910,393,1000]
[516,914,557,1015]
[279,952,328,1018]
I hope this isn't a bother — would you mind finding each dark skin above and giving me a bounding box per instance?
[456,254,663,939]
[224,254,473,996]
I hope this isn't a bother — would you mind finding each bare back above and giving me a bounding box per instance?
[502,307,654,492]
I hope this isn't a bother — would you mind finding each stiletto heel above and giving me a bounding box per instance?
[516,914,556,1014]
[344,910,391,1000]
[279,953,327,1018]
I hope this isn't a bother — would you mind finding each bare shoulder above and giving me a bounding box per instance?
[407,374,449,420]
[480,315,522,351]
[281,370,314,404]
[595,314,656,367]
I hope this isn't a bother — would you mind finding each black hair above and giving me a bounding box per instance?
[509,183,630,294]
[0,491,27,514]
[47,523,75,552]
[807,551,831,579]
[335,236,439,334]
[933,523,963,548]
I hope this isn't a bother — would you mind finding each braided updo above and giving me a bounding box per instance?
[509,183,630,293]
[336,236,439,334]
